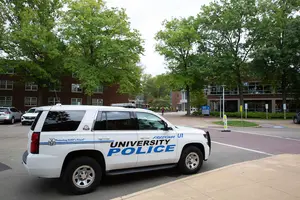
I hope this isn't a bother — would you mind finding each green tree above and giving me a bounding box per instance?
[155,17,202,115]
[60,0,144,102]
[191,90,207,109]
[197,0,260,107]
[251,0,300,105]
[1,0,66,105]
[140,73,172,105]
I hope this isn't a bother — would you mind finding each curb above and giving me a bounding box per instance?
[111,154,287,200]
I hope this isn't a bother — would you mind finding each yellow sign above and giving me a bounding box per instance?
[240,105,243,112]
[223,115,228,130]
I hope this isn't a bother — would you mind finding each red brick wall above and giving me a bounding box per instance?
[171,91,181,111]
[0,74,129,112]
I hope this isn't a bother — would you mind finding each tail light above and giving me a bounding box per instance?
[30,132,40,154]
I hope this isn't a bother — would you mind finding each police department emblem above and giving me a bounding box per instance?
[48,138,56,146]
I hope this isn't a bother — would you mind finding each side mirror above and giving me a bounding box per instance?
[163,122,173,131]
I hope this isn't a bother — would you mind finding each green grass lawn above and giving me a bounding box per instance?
[213,120,259,127]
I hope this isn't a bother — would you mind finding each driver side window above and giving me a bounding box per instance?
[136,112,165,130]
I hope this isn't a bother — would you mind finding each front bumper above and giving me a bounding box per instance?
[205,131,211,155]
[21,117,35,124]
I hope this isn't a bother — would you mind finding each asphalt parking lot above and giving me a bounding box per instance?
[0,122,275,200]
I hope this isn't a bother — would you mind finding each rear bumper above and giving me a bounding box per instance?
[22,150,62,178]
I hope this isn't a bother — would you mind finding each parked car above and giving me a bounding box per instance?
[293,112,300,124]
[0,107,22,124]
[21,107,39,125]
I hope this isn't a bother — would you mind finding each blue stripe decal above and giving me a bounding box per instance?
[39,140,114,145]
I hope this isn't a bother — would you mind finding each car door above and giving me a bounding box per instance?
[135,111,178,167]
[93,110,138,171]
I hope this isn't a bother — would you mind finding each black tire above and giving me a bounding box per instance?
[294,117,299,124]
[177,146,203,175]
[61,157,102,195]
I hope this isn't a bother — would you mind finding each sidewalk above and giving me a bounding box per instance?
[112,154,300,200]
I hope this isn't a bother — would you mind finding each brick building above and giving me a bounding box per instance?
[206,82,299,113]
[0,70,129,112]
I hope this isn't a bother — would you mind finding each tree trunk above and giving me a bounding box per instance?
[239,83,244,109]
[186,85,191,115]
[38,88,43,106]
[87,95,92,105]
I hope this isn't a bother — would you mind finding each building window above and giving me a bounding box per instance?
[94,85,103,93]
[92,98,103,105]
[25,97,37,106]
[71,98,82,105]
[0,96,12,106]
[25,82,38,91]
[48,97,60,105]
[71,84,82,93]
[0,80,13,90]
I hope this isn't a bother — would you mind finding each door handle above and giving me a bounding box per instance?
[140,137,150,140]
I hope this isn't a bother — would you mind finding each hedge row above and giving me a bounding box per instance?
[192,111,295,119]
[148,107,172,112]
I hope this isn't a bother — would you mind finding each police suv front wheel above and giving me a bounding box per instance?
[62,157,102,195]
[178,146,203,174]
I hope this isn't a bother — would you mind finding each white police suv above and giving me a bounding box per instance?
[22,104,211,195]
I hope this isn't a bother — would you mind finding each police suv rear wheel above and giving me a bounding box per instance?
[178,146,203,174]
[62,157,102,195]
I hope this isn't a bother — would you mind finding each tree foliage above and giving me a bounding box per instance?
[1,0,66,101]
[251,0,300,104]
[140,73,172,105]
[155,17,206,115]
[60,0,144,96]
[197,0,260,105]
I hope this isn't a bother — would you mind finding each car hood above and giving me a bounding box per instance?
[23,113,38,117]
[175,125,206,134]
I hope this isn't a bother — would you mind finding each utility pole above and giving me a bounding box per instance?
[219,96,222,118]
[222,85,226,117]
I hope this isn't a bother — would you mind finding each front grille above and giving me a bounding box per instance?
[24,116,35,120]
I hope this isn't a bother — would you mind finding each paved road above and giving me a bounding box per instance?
[0,121,298,199]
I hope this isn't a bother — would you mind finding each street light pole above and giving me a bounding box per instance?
[222,85,225,117]
[219,96,221,118]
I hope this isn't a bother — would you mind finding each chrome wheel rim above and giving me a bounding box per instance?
[12,118,14,123]
[294,118,298,124]
[72,165,95,189]
[185,152,200,170]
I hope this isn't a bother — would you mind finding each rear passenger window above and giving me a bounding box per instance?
[93,111,136,130]
[42,110,85,132]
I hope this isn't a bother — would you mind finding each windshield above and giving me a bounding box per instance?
[27,108,36,113]
[0,108,9,112]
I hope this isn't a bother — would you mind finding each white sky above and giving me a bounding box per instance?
[106,0,211,76]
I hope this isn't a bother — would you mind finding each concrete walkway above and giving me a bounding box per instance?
[112,154,300,200]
